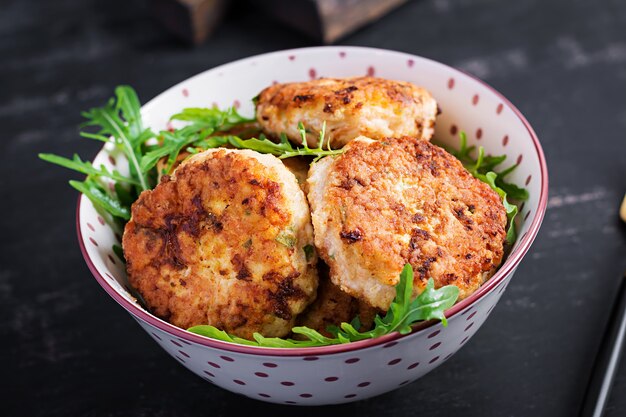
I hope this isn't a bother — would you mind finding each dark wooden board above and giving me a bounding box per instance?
[247,0,409,43]
[2,0,626,415]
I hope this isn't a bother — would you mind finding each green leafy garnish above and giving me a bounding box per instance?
[441,132,528,244]
[188,264,459,348]
[112,244,125,262]
[193,122,344,161]
[170,106,254,132]
[142,106,254,175]
[185,325,260,346]
[40,86,153,222]
[79,85,153,193]
[38,153,140,186]
[69,178,131,220]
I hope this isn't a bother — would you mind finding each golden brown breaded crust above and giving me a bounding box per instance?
[123,148,318,339]
[307,136,507,310]
[295,263,380,337]
[256,77,438,149]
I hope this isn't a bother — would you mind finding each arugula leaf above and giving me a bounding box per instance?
[114,85,144,140]
[188,136,230,153]
[40,86,153,223]
[39,153,140,186]
[187,323,260,346]
[114,182,136,209]
[481,172,519,244]
[69,178,130,220]
[80,86,153,192]
[190,122,344,161]
[140,107,254,175]
[187,264,459,348]
[228,134,295,155]
[497,178,529,201]
[140,130,198,174]
[170,106,254,133]
[113,244,125,263]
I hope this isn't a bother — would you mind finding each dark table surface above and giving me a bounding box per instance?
[3,0,626,415]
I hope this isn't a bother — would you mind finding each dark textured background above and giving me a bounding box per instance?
[3,0,626,415]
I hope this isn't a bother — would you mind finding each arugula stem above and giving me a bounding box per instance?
[101,111,149,191]
[278,149,344,159]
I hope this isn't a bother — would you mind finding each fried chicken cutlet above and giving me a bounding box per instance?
[123,148,318,339]
[256,77,437,149]
[307,136,507,310]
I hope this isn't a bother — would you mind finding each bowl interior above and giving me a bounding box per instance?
[78,46,546,352]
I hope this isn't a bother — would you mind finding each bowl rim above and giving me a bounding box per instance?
[77,45,548,357]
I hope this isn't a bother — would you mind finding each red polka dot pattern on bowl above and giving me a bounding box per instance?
[133,273,506,405]
[428,330,440,339]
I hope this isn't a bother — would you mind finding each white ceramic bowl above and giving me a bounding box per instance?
[77,46,548,405]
